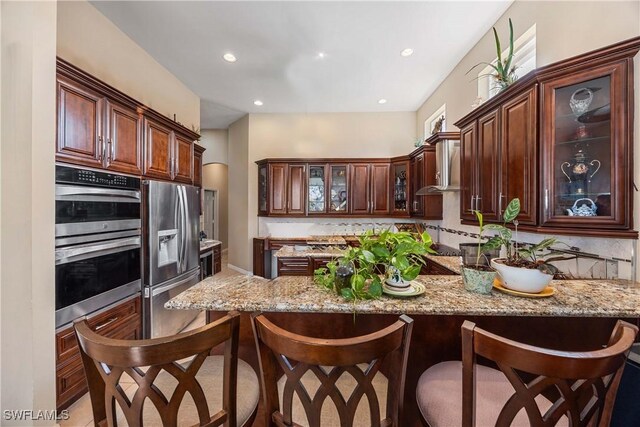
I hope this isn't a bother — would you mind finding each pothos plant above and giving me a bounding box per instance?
[314,230,436,301]
[481,198,563,274]
[468,18,518,92]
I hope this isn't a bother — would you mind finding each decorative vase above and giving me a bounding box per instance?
[334,259,354,297]
[461,266,496,295]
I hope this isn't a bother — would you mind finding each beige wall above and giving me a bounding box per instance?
[57,0,200,129]
[1,1,57,423]
[416,0,640,279]
[227,115,251,271]
[203,164,229,250]
[200,129,229,165]
[226,112,416,271]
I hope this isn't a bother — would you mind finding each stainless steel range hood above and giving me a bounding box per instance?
[416,132,461,194]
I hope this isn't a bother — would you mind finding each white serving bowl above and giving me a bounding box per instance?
[490,258,553,293]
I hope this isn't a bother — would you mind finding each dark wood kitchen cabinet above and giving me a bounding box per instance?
[143,118,173,180]
[455,37,639,238]
[56,295,141,410]
[287,164,306,215]
[193,144,205,188]
[391,159,410,216]
[349,163,371,214]
[143,118,194,183]
[370,163,391,214]
[409,144,442,220]
[57,75,142,175]
[268,163,288,215]
[56,58,199,182]
[258,161,306,215]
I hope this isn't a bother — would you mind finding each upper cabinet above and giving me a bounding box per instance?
[193,144,205,189]
[408,144,442,220]
[56,58,199,183]
[391,160,410,216]
[455,37,639,238]
[141,116,195,183]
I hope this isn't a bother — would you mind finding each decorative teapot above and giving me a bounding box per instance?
[561,149,601,194]
[566,198,598,217]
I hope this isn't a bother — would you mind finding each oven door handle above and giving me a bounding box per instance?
[56,185,141,202]
[55,237,141,265]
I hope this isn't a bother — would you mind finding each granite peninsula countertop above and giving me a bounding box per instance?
[166,274,640,318]
[425,255,462,274]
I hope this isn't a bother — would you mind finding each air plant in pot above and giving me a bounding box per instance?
[483,198,563,293]
[468,18,518,93]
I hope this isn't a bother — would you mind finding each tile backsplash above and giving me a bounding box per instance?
[258,205,637,280]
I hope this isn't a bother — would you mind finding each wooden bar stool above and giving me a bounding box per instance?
[416,320,638,427]
[251,313,413,427]
[74,311,259,427]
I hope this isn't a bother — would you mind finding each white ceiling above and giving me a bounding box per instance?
[91,1,512,129]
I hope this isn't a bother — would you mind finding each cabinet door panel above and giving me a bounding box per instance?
[106,102,141,175]
[501,87,537,225]
[460,123,476,220]
[349,164,371,214]
[288,164,306,214]
[143,119,173,180]
[371,164,390,215]
[269,163,288,215]
[477,109,501,221]
[174,135,193,183]
[411,154,425,216]
[56,77,104,167]
[423,148,443,220]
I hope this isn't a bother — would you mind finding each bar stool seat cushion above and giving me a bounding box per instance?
[276,364,388,427]
[417,361,568,427]
[139,356,259,426]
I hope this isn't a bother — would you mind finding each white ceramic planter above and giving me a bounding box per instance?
[490,258,553,293]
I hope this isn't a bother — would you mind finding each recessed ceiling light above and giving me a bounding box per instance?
[254,100,263,106]
[317,52,326,59]
[378,99,387,104]
[223,53,237,63]
[400,48,414,57]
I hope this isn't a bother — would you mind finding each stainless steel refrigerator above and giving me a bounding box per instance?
[143,180,200,338]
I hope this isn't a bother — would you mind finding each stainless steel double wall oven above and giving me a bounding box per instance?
[55,165,142,328]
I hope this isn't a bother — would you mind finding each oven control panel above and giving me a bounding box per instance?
[56,165,140,190]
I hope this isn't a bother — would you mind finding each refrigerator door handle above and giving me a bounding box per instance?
[181,186,189,274]
[176,185,184,274]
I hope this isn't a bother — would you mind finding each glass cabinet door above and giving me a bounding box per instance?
[258,164,268,214]
[543,64,627,228]
[328,165,348,213]
[308,165,327,213]
[392,162,409,213]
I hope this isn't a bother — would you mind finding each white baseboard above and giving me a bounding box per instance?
[227,263,252,276]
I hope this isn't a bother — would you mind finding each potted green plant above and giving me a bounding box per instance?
[468,18,518,93]
[460,210,498,294]
[482,198,561,293]
[314,230,436,300]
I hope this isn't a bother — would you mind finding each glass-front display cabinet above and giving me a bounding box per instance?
[542,62,629,229]
[328,165,348,213]
[258,164,268,215]
[308,165,327,214]
[391,161,409,216]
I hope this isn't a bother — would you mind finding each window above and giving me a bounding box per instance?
[477,24,536,101]
[424,104,446,140]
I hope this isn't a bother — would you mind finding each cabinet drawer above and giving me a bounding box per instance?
[311,257,336,272]
[56,355,87,411]
[56,297,140,365]
[277,257,311,276]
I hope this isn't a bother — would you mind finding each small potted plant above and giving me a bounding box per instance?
[460,210,497,294]
[483,198,560,293]
[314,230,436,300]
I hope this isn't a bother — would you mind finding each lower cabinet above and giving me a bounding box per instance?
[213,245,222,274]
[277,257,311,276]
[55,295,142,410]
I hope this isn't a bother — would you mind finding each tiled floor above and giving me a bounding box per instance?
[62,250,241,427]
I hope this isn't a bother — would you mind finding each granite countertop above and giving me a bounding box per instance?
[273,245,346,258]
[425,255,461,274]
[200,239,221,251]
[166,274,640,318]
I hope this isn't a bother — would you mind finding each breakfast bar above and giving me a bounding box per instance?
[166,275,640,425]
